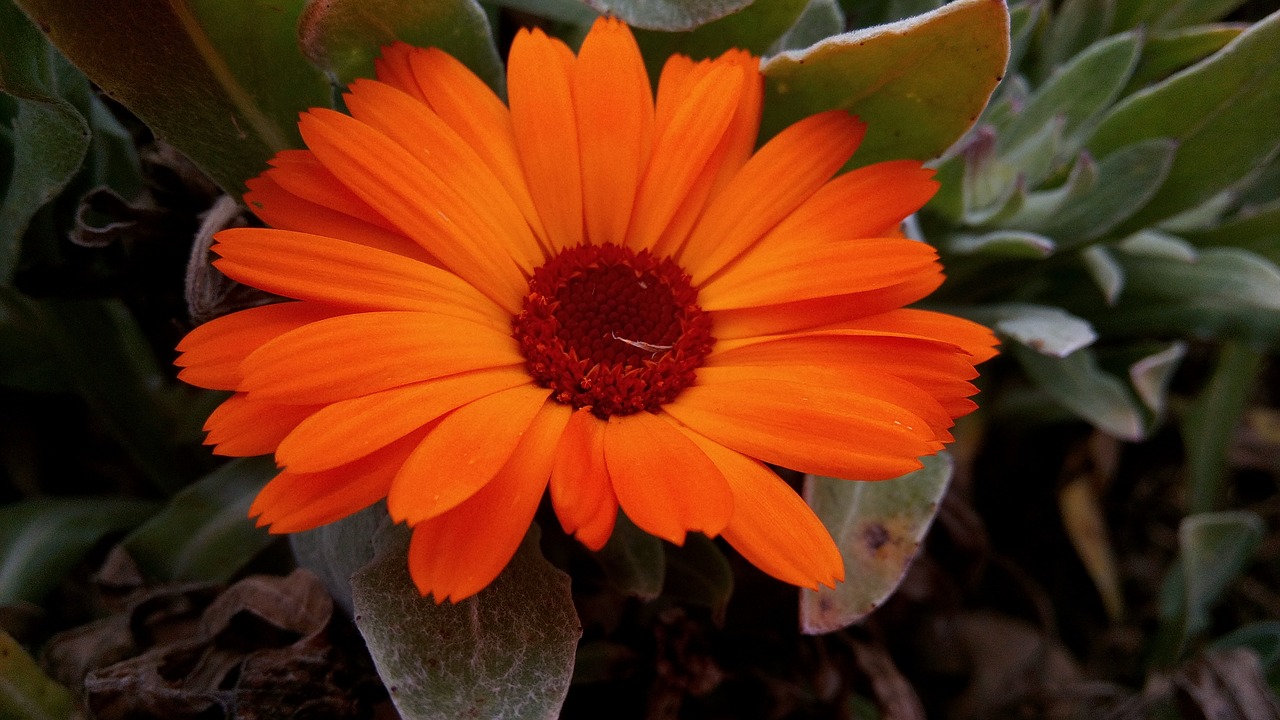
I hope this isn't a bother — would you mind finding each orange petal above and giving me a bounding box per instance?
[244,174,432,262]
[575,17,654,247]
[211,228,504,323]
[705,49,763,192]
[203,393,321,457]
[342,79,544,275]
[626,63,742,253]
[663,379,941,480]
[407,400,571,601]
[845,309,1000,364]
[251,432,423,534]
[680,111,865,283]
[264,150,397,232]
[763,160,938,246]
[707,271,944,340]
[402,46,549,246]
[549,408,617,550]
[372,41,425,102]
[175,302,338,390]
[694,363,954,444]
[387,384,551,523]
[508,27,582,250]
[298,109,527,313]
[701,238,939,310]
[679,429,842,589]
[240,311,523,403]
[276,366,532,473]
[603,411,733,543]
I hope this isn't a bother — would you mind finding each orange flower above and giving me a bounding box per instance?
[176,17,997,602]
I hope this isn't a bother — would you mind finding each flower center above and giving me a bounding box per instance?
[513,243,714,419]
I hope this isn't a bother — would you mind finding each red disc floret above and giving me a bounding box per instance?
[513,244,714,419]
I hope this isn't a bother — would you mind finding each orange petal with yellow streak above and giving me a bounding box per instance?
[276,366,532,473]
[678,428,843,589]
[508,27,582,250]
[388,384,551,524]
[175,302,338,391]
[549,409,617,551]
[603,410,733,543]
[239,311,523,404]
[407,401,571,602]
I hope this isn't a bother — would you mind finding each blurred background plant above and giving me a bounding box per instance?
[0,0,1277,718]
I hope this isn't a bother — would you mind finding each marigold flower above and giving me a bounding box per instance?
[175,17,998,602]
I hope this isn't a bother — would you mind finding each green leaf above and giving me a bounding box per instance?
[978,302,1098,357]
[1088,11,1280,232]
[1180,342,1264,514]
[760,0,1010,167]
[1041,139,1177,248]
[1082,245,1124,304]
[592,512,664,600]
[298,0,503,93]
[1156,511,1264,662]
[635,0,808,70]
[122,457,276,583]
[947,229,1056,258]
[845,0,946,28]
[1115,0,1250,31]
[1127,340,1186,415]
[664,534,734,620]
[1038,0,1116,79]
[1102,247,1280,345]
[584,0,752,31]
[13,0,332,194]
[291,502,389,615]
[0,630,73,720]
[769,0,845,53]
[0,498,157,604]
[1005,0,1045,80]
[1001,31,1142,162]
[800,452,953,634]
[1185,197,1280,264]
[1212,622,1280,673]
[1123,24,1244,94]
[0,2,89,284]
[351,525,580,720]
[1010,343,1147,440]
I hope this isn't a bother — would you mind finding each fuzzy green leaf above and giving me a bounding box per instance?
[352,525,581,720]
[12,0,331,194]
[769,0,845,53]
[584,0,752,31]
[800,452,953,634]
[298,0,503,92]
[1115,0,1250,31]
[980,302,1098,357]
[1089,11,1280,231]
[664,534,734,620]
[635,0,808,70]
[1038,0,1116,78]
[0,498,157,604]
[1042,139,1177,248]
[592,512,665,600]
[948,229,1056,258]
[760,0,1010,166]
[122,457,276,583]
[290,502,390,615]
[1124,24,1244,93]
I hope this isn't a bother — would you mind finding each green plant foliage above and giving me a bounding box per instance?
[1155,511,1265,663]
[1088,11,1280,231]
[769,0,845,53]
[760,0,1011,167]
[122,457,277,583]
[351,525,580,720]
[0,631,73,720]
[799,452,953,634]
[580,0,752,31]
[1010,343,1148,440]
[592,512,665,600]
[1180,343,1265,514]
[11,0,330,194]
[634,0,809,71]
[298,0,503,93]
[290,502,393,614]
[1122,23,1243,93]
[0,498,157,604]
[1114,0,1250,31]
[663,533,734,620]
[0,1,139,284]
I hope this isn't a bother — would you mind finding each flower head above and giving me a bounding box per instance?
[176,17,998,602]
